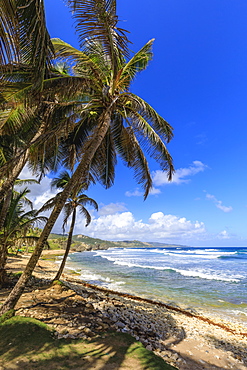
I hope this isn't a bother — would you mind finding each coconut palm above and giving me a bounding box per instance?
[0,0,175,314]
[42,170,98,281]
[0,1,78,202]
[0,187,47,287]
[0,0,52,199]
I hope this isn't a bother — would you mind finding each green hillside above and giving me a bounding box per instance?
[48,233,187,252]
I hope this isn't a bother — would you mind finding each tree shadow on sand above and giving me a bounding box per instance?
[206,334,247,367]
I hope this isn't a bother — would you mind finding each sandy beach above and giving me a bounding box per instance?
[2,250,247,370]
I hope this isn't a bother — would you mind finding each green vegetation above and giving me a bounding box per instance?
[48,233,187,252]
[0,317,177,370]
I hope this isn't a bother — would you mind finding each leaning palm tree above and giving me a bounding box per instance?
[0,0,175,314]
[43,171,98,281]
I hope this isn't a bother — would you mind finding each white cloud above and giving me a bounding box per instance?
[152,160,207,186]
[125,188,143,197]
[149,187,161,195]
[125,187,161,197]
[217,230,231,239]
[206,193,233,213]
[98,203,127,216]
[73,210,206,242]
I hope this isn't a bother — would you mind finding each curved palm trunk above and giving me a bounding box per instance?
[53,208,76,281]
[0,242,8,288]
[0,189,12,231]
[0,189,12,287]
[0,113,110,315]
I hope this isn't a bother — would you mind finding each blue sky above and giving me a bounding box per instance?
[22,0,247,246]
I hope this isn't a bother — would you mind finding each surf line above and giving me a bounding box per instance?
[63,277,247,338]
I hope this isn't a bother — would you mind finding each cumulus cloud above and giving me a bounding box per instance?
[152,160,207,186]
[98,203,127,216]
[125,187,161,197]
[149,187,161,195]
[73,210,206,242]
[125,188,143,197]
[217,230,231,239]
[206,193,233,213]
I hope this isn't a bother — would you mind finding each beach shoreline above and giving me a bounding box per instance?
[3,250,247,370]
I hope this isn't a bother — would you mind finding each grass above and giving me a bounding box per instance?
[0,316,178,369]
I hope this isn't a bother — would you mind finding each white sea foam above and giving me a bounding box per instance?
[99,258,242,282]
[234,310,247,317]
[79,271,113,283]
[112,260,167,270]
[149,248,236,259]
[172,268,241,282]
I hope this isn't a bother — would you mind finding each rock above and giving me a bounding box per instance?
[85,303,94,310]
[115,321,125,328]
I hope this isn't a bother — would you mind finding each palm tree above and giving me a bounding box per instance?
[0,0,175,314]
[0,0,52,200]
[0,1,83,202]
[0,187,47,287]
[43,171,98,281]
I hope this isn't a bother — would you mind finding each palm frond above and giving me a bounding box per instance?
[112,120,152,199]
[79,206,91,226]
[124,93,174,142]
[124,107,174,181]
[0,0,19,65]
[77,195,98,211]
[62,202,74,232]
[90,129,116,188]
[17,0,54,90]
[38,194,61,213]
[67,0,130,76]
[14,178,39,186]
[51,171,71,190]
[119,39,154,90]
[1,0,54,91]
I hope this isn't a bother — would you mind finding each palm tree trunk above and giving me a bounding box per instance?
[0,189,12,231]
[0,112,110,315]
[0,242,8,288]
[0,189,12,287]
[0,153,28,203]
[53,208,76,281]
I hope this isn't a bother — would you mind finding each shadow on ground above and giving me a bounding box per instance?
[0,316,237,370]
[206,335,247,367]
[0,316,177,370]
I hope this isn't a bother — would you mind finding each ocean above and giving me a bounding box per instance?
[63,246,247,326]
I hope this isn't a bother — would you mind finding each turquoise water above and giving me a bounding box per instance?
[64,246,247,325]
